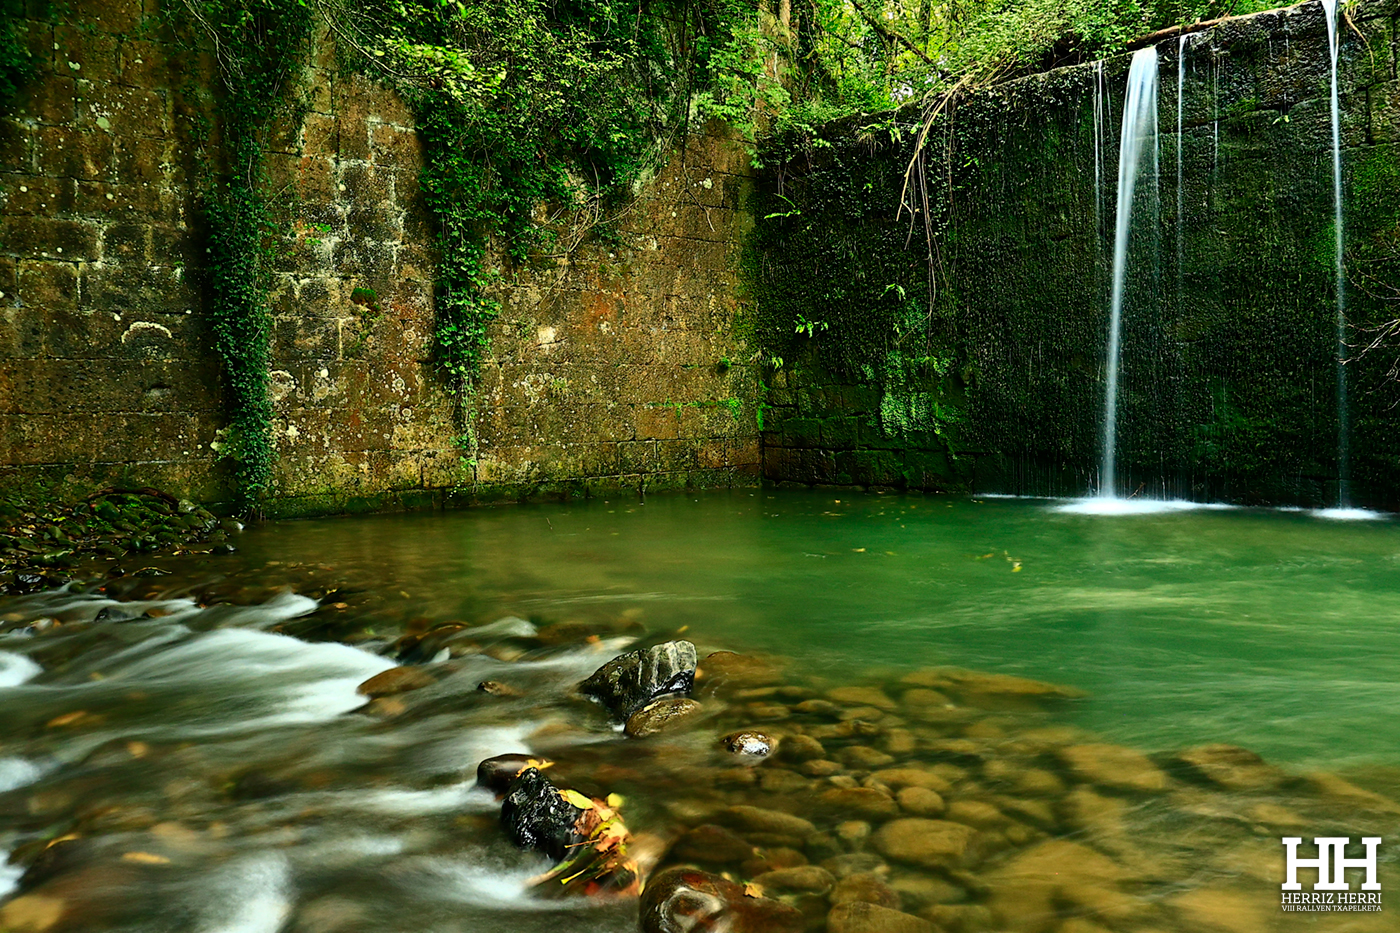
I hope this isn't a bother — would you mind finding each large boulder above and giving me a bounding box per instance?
[580,640,698,720]
[639,867,805,933]
[500,767,585,862]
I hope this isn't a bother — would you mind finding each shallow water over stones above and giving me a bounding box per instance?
[0,489,1398,932]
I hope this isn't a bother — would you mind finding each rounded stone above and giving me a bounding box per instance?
[722,730,776,758]
[640,867,805,933]
[625,697,703,737]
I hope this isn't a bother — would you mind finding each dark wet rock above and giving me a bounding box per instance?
[779,734,825,763]
[752,865,835,895]
[639,867,805,933]
[872,819,976,869]
[477,680,523,697]
[626,697,703,737]
[828,902,934,933]
[476,754,542,795]
[500,767,585,862]
[580,640,697,720]
[672,824,755,864]
[93,606,137,623]
[821,787,899,821]
[830,874,902,911]
[1171,744,1287,792]
[721,730,775,759]
[719,805,816,838]
[356,666,434,697]
[210,544,237,555]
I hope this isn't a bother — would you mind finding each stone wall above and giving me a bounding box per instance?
[0,0,760,516]
[754,0,1400,508]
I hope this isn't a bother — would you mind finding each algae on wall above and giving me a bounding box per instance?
[749,0,1400,509]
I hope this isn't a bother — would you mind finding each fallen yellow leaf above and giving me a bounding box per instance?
[121,852,170,865]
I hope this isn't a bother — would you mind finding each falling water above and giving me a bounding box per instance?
[1101,47,1160,499]
[1176,35,1189,308]
[1093,61,1106,234]
[1322,0,1350,507]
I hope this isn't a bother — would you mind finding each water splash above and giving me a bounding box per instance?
[1101,47,1160,498]
[1322,0,1350,507]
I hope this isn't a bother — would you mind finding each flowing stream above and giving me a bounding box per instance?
[3,491,1400,931]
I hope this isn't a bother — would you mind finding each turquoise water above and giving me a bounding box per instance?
[234,489,1400,772]
[4,488,1400,931]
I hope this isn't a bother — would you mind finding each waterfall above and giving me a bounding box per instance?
[1176,36,1189,311]
[1322,0,1350,507]
[1101,47,1160,499]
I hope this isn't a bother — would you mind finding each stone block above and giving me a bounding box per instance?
[16,259,79,309]
[0,216,100,260]
[34,125,114,180]
[0,120,33,174]
[80,83,168,137]
[56,24,120,85]
[13,76,77,124]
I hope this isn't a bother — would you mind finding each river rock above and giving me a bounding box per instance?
[895,786,944,817]
[0,895,66,933]
[698,651,784,689]
[580,640,697,720]
[673,824,755,863]
[722,731,776,759]
[477,680,523,697]
[1058,743,1169,793]
[821,787,900,820]
[870,769,953,794]
[1306,772,1400,814]
[828,687,898,710]
[1172,744,1287,791]
[1169,886,1272,933]
[719,805,816,838]
[742,847,809,876]
[500,767,584,861]
[945,799,1007,829]
[356,666,434,697]
[983,839,1131,932]
[626,697,703,737]
[759,768,810,794]
[872,819,975,869]
[827,902,934,933]
[780,734,826,762]
[830,873,902,910]
[751,865,835,894]
[476,754,540,795]
[841,746,895,769]
[639,867,804,933]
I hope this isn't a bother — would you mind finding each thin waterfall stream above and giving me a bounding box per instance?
[1322,0,1351,510]
[1100,47,1160,501]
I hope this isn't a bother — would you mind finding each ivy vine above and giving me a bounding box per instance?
[180,0,312,513]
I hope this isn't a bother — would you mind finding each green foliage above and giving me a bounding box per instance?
[181,0,314,513]
[0,0,36,112]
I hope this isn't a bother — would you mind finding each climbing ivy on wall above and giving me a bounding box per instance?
[179,0,313,513]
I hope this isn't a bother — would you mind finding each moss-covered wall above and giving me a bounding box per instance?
[753,0,1400,508]
[0,0,760,517]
